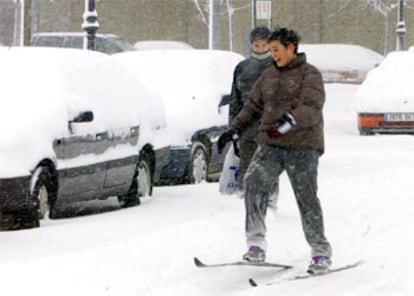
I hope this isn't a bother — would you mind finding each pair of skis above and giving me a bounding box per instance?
[194,257,364,286]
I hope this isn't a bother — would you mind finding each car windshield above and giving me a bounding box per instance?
[108,36,136,51]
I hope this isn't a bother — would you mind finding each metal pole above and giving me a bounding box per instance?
[82,0,99,51]
[268,0,272,29]
[20,0,24,46]
[396,0,405,51]
[251,0,256,29]
[226,0,234,51]
[209,0,213,49]
[384,9,390,54]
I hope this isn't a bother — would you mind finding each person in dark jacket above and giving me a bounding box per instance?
[218,28,332,274]
[228,26,278,207]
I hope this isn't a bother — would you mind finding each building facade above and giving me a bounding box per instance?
[1,0,412,56]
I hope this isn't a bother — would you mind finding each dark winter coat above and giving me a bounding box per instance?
[231,53,325,153]
[229,54,273,141]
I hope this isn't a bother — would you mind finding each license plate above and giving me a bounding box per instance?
[385,113,414,121]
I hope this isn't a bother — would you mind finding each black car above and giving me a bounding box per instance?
[112,50,244,185]
[184,95,231,183]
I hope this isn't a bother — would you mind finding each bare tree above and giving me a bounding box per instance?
[192,0,209,26]
[193,0,222,49]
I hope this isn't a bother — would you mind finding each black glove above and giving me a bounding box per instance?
[267,113,296,138]
[218,128,240,154]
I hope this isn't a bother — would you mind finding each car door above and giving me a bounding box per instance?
[54,120,109,201]
[102,126,139,190]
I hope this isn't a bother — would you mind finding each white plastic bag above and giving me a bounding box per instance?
[219,143,240,195]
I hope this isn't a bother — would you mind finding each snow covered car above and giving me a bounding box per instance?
[355,51,414,135]
[301,43,383,84]
[0,47,169,230]
[113,49,244,184]
[31,32,136,55]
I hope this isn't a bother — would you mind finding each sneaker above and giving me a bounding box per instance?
[242,246,266,263]
[307,256,332,274]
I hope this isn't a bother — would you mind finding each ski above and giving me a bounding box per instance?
[193,257,292,269]
[248,260,364,287]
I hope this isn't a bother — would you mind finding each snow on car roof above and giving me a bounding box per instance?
[354,50,414,112]
[301,43,383,83]
[0,46,165,177]
[113,49,244,145]
[301,43,383,72]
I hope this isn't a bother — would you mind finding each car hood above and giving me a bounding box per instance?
[354,51,414,113]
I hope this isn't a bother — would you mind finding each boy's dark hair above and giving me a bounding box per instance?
[250,26,271,43]
[268,28,301,53]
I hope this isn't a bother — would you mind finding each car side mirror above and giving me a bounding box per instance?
[71,111,94,123]
[218,94,231,114]
[219,94,231,107]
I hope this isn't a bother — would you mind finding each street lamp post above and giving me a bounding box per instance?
[396,0,405,51]
[82,0,99,50]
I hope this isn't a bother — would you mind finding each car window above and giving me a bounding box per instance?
[67,36,83,49]
[96,37,122,54]
[32,36,63,47]
[108,37,136,51]
[31,34,135,55]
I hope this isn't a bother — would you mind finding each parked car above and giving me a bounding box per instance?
[0,47,169,230]
[113,49,244,184]
[301,43,383,84]
[188,94,233,182]
[134,40,194,50]
[355,50,414,135]
[31,32,136,54]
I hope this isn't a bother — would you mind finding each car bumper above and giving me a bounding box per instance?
[0,175,31,213]
[358,113,414,134]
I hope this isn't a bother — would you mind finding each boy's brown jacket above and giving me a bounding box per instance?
[231,53,325,153]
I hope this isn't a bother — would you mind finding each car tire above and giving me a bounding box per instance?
[359,129,374,136]
[137,153,153,197]
[188,144,208,184]
[31,166,57,222]
[118,152,153,208]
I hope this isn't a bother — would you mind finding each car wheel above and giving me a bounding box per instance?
[118,152,153,208]
[189,145,208,184]
[31,166,56,221]
[137,153,153,197]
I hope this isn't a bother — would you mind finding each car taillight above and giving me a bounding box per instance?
[358,114,384,128]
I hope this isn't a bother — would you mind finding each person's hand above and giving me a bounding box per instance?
[267,113,296,138]
[218,128,240,153]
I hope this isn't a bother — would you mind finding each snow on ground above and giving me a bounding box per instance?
[1,83,413,295]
